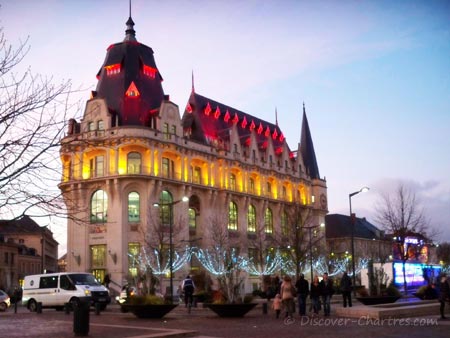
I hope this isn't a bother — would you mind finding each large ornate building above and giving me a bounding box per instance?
[59,16,327,294]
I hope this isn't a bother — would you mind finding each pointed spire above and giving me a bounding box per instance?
[275,107,278,126]
[300,102,320,179]
[191,70,195,93]
[124,0,137,42]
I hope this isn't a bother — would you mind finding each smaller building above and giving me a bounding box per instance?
[325,214,392,263]
[0,215,59,289]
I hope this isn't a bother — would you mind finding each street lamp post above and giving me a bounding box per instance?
[348,187,369,295]
[306,223,325,283]
[153,196,189,303]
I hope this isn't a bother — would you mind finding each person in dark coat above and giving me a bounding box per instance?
[340,272,352,307]
[295,273,309,316]
[319,272,334,316]
[310,275,321,316]
[438,273,449,319]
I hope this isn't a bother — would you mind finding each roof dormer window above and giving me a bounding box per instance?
[143,65,157,78]
[105,63,121,76]
[125,81,140,98]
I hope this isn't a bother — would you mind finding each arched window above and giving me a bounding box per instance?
[128,192,140,222]
[159,190,173,225]
[228,201,238,231]
[281,211,288,236]
[229,174,236,191]
[264,208,273,234]
[127,152,141,174]
[247,204,256,232]
[249,178,255,194]
[188,208,197,229]
[91,190,108,223]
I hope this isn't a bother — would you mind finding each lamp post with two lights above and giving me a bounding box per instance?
[153,196,189,303]
[348,187,369,294]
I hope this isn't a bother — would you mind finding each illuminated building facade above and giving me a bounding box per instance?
[59,17,327,293]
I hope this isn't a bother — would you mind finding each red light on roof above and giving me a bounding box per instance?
[232,113,239,124]
[261,141,268,149]
[249,120,255,131]
[265,126,270,137]
[125,81,140,97]
[289,152,295,159]
[257,123,263,134]
[241,116,247,128]
[143,65,157,78]
[105,63,121,76]
[279,133,285,142]
[224,110,231,122]
[245,137,251,146]
[204,102,212,116]
[186,103,193,113]
[272,129,278,140]
[276,147,283,155]
[214,106,221,119]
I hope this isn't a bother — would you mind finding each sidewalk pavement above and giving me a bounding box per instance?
[1,303,449,338]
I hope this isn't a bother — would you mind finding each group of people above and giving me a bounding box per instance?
[272,272,352,319]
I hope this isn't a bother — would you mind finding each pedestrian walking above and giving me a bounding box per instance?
[438,273,449,319]
[340,272,352,307]
[272,293,282,318]
[310,275,321,316]
[280,275,296,319]
[295,273,309,316]
[319,272,334,316]
[181,275,195,308]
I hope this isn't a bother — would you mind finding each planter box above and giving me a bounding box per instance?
[356,296,401,305]
[205,303,257,317]
[120,304,178,318]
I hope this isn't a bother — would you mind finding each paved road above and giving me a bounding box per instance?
[1,303,449,338]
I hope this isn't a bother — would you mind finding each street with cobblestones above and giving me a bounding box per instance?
[1,303,449,338]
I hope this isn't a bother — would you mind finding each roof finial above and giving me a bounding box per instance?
[191,70,195,93]
[303,101,306,114]
[124,0,137,42]
[275,107,278,126]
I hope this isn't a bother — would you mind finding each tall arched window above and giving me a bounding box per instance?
[91,190,108,223]
[127,152,141,174]
[159,190,173,225]
[264,208,273,234]
[128,192,140,222]
[229,174,236,191]
[247,205,256,232]
[188,208,197,229]
[228,201,238,231]
[281,211,289,236]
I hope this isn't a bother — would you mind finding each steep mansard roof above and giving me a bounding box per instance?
[94,17,165,126]
[181,91,289,154]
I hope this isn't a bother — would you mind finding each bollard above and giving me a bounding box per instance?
[64,302,71,314]
[262,302,268,315]
[73,299,90,337]
[36,302,43,314]
[95,302,101,315]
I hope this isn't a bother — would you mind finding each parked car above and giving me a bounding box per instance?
[0,289,11,311]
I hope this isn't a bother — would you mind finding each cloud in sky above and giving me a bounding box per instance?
[1,0,449,254]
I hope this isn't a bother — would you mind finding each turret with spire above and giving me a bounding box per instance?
[94,15,165,126]
[300,102,321,179]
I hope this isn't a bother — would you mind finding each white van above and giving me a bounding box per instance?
[22,272,111,311]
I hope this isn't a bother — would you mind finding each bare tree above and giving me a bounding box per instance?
[0,28,77,222]
[375,184,431,294]
[196,216,247,303]
[437,242,450,273]
[276,205,322,280]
